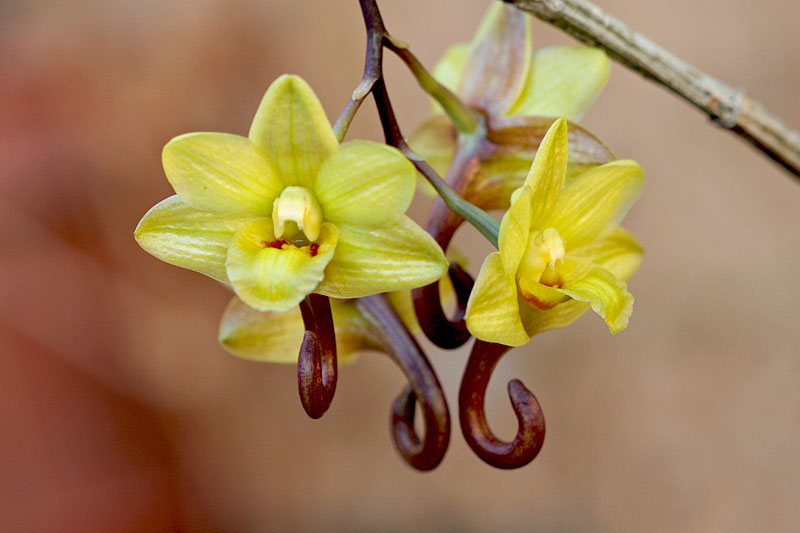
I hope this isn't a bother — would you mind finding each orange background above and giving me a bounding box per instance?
[2,1,799,530]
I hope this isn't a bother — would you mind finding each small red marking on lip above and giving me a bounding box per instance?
[309,243,320,257]
[264,239,287,249]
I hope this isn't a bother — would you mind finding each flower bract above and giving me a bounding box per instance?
[135,75,447,311]
[465,118,644,346]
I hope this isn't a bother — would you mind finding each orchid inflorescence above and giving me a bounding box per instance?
[135,1,644,471]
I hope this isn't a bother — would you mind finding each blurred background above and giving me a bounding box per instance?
[2,0,799,531]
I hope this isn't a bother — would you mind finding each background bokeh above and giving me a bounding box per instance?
[2,0,799,531]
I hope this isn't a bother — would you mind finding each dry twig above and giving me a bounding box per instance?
[506,0,800,181]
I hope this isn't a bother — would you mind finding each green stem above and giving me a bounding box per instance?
[332,97,361,143]
[387,42,480,135]
[408,151,499,248]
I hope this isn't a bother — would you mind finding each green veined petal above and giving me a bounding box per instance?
[465,252,529,346]
[226,219,338,311]
[315,140,416,227]
[315,216,447,299]
[498,185,533,276]
[509,45,609,121]
[134,195,258,283]
[523,117,568,227]
[218,296,379,364]
[569,226,643,281]
[556,264,634,334]
[459,3,532,115]
[548,159,644,250]
[162,132,283,215]
[248,74,338,189]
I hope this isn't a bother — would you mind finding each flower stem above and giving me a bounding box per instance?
[386,42,480,135]
[350,0,499,248]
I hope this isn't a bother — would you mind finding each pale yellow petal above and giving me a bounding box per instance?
[218,296,377,364]
[465,252,529,346]
[248,74,337,189]
[498,185,533,275]
[315,140,415,227]
[162,132,283,215]
[134,195,258,283]
[510,46,609,121]
[226,219,337,311]
[569,226,643,281]
[549,159,644,249]
[315,216,447,299]
[523,117,569,227]
[556,265,634,334]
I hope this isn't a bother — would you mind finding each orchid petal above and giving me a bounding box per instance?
[248,74,338,189]
[519,299,590,338]
[465,252,529,346]
[523,117,568,227]
[218,296,378,364]
[498,185,533,275]
[226,219,337,311]
[549,160,644,249]
[134,195,257,283]
[510,45,609,121]
[556,263,633,334]
[459,3,532,115]
[162,132,282,215]
[315,140,415,227]
[570,226,643,281]
[315,216,447,299]
[518,276,568,310]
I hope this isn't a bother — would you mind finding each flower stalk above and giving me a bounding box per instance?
[459,340,545,469]
[357,294,451,471]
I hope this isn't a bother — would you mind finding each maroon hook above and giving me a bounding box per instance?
[459,340,545,469]
[297,294,338,419]
[357,294,450,471]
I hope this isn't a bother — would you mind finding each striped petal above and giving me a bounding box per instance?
[134,195,257,283]
[510,45,609,121]
[162,132,283,215]
[218,297,379,364]
[465,252,529,346]
[556,264,634,334]
[315,140,415,227]
[248,74,338,189]
[315,216,447,299]
[548,159,644,249]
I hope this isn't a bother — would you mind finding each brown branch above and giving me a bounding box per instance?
[505,0,800,181]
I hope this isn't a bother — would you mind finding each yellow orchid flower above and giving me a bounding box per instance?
[410,1,613,210]
[135,74,447,311]
[465,118,644,346]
